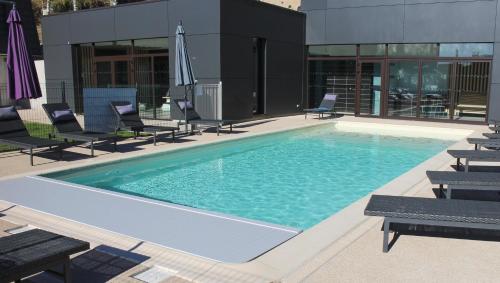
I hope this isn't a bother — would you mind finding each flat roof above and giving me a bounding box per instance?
[0,175,300,263]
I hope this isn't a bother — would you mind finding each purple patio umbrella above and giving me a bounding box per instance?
[6,5,42,100]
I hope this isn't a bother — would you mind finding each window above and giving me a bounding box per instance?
[388,44,438,57]
[94,41,133,57]
[439,43,493,57]
[308,45,356,57]
[360,44,386,56]
[134,38,169,54]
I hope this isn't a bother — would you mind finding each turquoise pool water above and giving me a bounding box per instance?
[44,125,453,229]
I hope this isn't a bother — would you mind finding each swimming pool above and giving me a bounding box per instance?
[44,125,454,230]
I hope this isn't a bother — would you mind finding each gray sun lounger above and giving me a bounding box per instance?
[110,101,179,146]
[489,126,500,133]
[427,171,500,199]
[467,138,500,150]
[0,106,64,166]
[483,133,500,139]
[304,93,337,119]
[448,149,500,172]
[174,99,235,136]
[42,103,118,156]
[0,229,89,283]
[365,195,500,253]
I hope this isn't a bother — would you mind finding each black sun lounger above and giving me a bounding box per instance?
[42,103,118,156]
[483,133,500,139]
[0,105,64,166]
[110,101,179,146]
[467,138,500,150]
[364,195,500,252]
[489,126,500,133]
[174,99,235,136]
[427,171,500,199]
[0,229,89,283]
[304,93,337,119]
[448,149,500,172]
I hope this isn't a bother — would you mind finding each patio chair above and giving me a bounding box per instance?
[364,195,500,252]
[0,229,89,283]
[173,99,235,136]
[0,105,64,166]
[448,149,500,172]
[304,93,337,119]
[42,103,118,156]
[110,101,179,146]
[427,171,500,199]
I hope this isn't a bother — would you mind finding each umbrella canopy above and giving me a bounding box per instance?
[175,23,195,87]
[175,23,196,132]
[7,6,42,100]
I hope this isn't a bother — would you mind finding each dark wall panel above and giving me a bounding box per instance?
[69,9,116,43]
[115,1,169,40]
[167,0,220,36]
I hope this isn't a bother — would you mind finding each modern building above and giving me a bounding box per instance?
[0,0,41,98]
[41,0,305,120]
[301,0,499,123]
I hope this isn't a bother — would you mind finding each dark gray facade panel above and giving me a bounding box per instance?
[325,5,404,44]
[266,78,303,114]
[305,10,326,45]
[327,0,404,9]
[43,45,74,82]
[489,84,500,121]
[41,14,71,46]
[69,9,116,43]
[300,0,327,11]
[220,0,304,44]
[491,43,500,84]
[167,0,220,36]
[168,34,221,80]
[404,1,496,43]
[115,1,169,40]
[220,78,253,119]
[266,41,304,79]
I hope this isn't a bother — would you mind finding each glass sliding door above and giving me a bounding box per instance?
[452,61,490,122]
[359,62,383,116]
[308,60,356,114]
[387,61,419,118]
[420,62,453,119]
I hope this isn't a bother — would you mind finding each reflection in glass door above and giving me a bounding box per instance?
[452,61,490,121]
[359,62,383,116]
[387,61,419,118]
[420,62,452,119]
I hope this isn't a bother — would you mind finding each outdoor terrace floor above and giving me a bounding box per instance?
[0,115,497,282]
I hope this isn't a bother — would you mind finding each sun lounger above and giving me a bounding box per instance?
[42,103,117,156]
[304,93,337,119]
[467,138,500,150]
[0,229,89,282]
[489,126,500,133]
[427,171,500,199]
[365,195,500,252]
[110,101,179,145]
[0,105,64,166]
[447,149,500,172]
[174,99,235,136]
[483,133,500,139]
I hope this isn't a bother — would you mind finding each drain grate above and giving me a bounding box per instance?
[133,265,178,283]
[6,224,38,234]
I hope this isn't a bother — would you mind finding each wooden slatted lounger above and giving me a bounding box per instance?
[364,195,500,253]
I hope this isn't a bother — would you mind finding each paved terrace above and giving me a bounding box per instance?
[0,115,497,282]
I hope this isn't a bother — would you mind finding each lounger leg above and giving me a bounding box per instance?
[383,220,390,253]
[172,130,175,143]
[30,148,33,166]
[456,158,460,170]
[230,123,233,133]
[475,144,478,150]
[217,125,220,136]
[63,257,71,283]
[465,159,469,173]
[447,187,452,199]
[154,132,157,146]
[90,141,94,157]
[305,113,307,119]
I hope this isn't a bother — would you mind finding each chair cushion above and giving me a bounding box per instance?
[115,104,136,115]
[52,109,75,122]
[0,106,19,121]
[177,100,193,110]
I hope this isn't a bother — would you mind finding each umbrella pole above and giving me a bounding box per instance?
[184,85,188,134]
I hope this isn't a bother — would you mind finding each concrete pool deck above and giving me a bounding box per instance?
[0,115,495,282]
